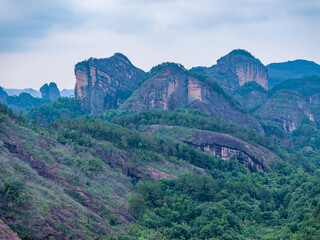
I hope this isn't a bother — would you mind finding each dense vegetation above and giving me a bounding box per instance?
[2,74,320,239]
[112,109,275,151]
[4,93,49,114]
[267,60,320,89]
[28,97,84,125]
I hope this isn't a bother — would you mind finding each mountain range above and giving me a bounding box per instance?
[1,49,320,239]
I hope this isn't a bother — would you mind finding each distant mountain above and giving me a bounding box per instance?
[267,60,320,89]
[60,89,74,97]
[5,93,49,114]
[4,88,41,98]
[0,87,8,103]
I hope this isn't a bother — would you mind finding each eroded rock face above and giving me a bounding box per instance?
[190,49,268,93]
[121,64,264,132]
[40,82,60,101]
[254,90,315,132]
[147,125,279,173]
[74,53,146,113]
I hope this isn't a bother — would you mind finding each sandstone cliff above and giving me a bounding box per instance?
[40,82,60,101]
[190,49,268,93]
[74,53,146,113]
[120,63,264,132]
[254,90,315,132]
[254,76,320,132]
[147,125,279,172]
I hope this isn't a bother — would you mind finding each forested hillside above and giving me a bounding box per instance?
[1,51,320,239]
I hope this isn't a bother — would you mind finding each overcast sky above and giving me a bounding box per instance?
[0,0,319,90]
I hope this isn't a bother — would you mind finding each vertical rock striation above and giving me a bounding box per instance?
[74,53,146,114]
[120,63,264,132]
[190,49,269,93]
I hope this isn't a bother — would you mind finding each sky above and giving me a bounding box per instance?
[0,0,319,90]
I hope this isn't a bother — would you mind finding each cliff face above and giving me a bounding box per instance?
[74,53,146,114]
[233,81,267,111]
[147,125,279,173]
[254,90,315,132]
[40,82,60,101]
[190,49,268,94]
[120,64,264,132]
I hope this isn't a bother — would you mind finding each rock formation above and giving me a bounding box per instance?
[190,49,268,93]
[147,125,279,172]
[254,76,320,132]
[120,63,264,132]
[74,53,146,114]
[40,82,60,101]
[255,90,315,132]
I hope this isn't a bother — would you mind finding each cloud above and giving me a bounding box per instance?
[0,0,319,89]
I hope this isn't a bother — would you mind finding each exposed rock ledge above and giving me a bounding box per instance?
[147,125,279,173]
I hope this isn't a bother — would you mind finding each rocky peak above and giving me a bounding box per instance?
[40,82,60,101]
[74,53,146,114]
[120,63,264,132]
[217,49,268,90]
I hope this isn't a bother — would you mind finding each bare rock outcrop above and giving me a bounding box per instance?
[74,53,146,113]
[40,82,60,101]
[120,63,264,132]
[190,49,268,93]
[147,125,279,173]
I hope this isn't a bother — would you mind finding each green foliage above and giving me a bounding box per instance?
[49,117,218,169]
[269,75,320,98]
[5,93,49,113]
[150,62,186,74]
[129,194,145,219]
[1,178,31,207]
[112,109,276,151]
[234,81,267,96]
[28,97,84,125]
[260,120,286,138]
[129,167,320,239]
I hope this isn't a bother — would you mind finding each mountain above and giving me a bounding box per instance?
[190,49,268,93]
[120,62,264,132]
[146,125,279,172]
[233,81,267,112]
[0,103,217,239]
[74,53,146,114]
[267,60,320,89]
[2,51,320,239]
[4,93,49,114]
[254,89,315,132]
[60,89,74,98]
[0,87,8,103]
[4,88,41,98]
[40,82,61,100]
